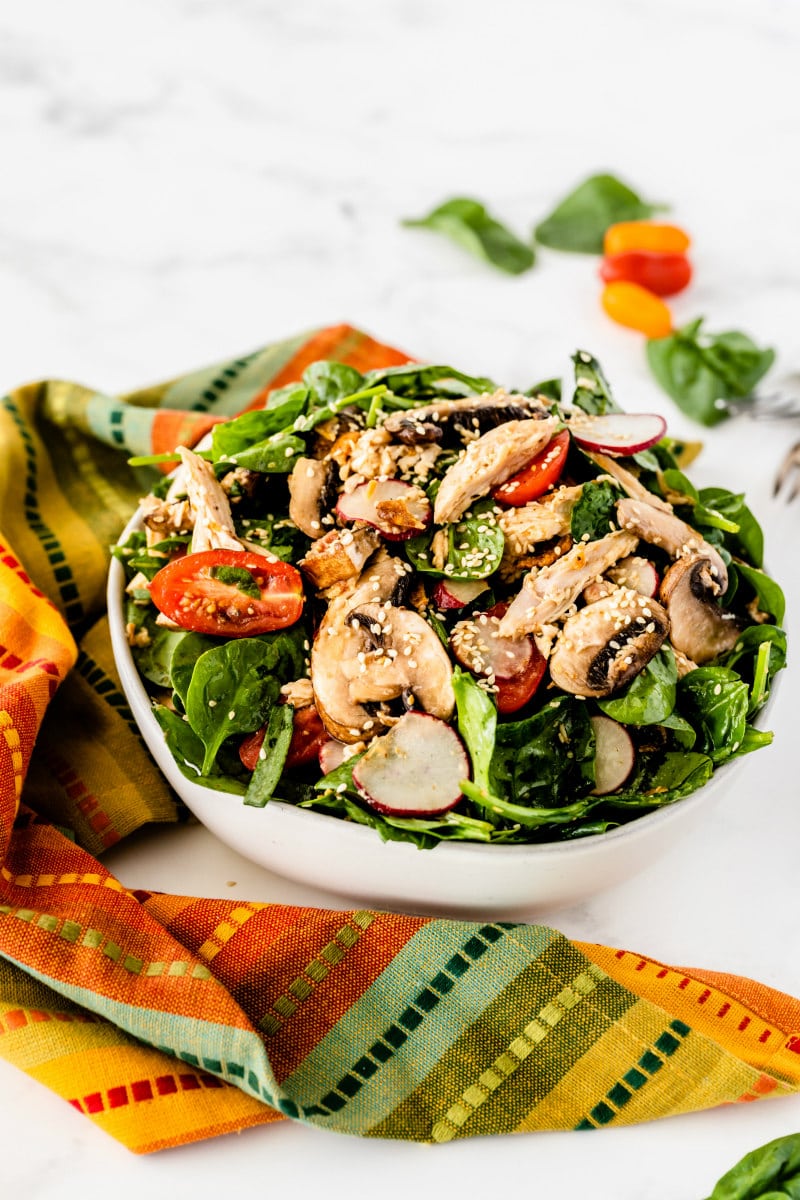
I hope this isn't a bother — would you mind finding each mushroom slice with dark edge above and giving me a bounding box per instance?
[434,416,559,524]
[382,389,552,446]
[288,457,338,539]
[659,554,745,664]
[499,529,639,637]
[616,497,728,593]
[549,589,670,698]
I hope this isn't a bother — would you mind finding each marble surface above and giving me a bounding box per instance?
[2,0,800,1195]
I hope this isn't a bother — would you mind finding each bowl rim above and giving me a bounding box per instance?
[107,507,776,863]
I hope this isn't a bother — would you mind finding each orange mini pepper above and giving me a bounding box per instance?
[601,281,673,338]
[604,221,691,257]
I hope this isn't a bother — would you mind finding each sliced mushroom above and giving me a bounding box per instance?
[616,497,728,593]
[312,596,454,742]
[383,389,551,446]
[549,590,670,698]
[299,525,381,591]
[499,529,639,636]
[288,457,338,539]
[659,555,744,664]
[434,415,559,524]
[348,547,415,609]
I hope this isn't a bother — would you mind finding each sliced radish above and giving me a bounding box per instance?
[319,738,349,775]
[590,715,635,795]
[568,412,667,456]
[352,712,468,817]
[336,480,432,542]
[449,611,533,681]
[495,647,547,715]
[606,555,659,598]
[431,578,489,611]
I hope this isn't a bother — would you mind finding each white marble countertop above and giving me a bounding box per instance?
[2,0,800,1195]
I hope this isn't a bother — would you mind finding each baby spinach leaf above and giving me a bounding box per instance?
[362,362,496,400]
[699,487,763,567]
[598,647,678,726]
[570,479,620,542]
[134,627,188,688]
[211,386,308,459]
[230,433,306,473]
[453,668,497,795]
[168,632,219,709]
[605,751,713,808]
[210,565,261,599]
[734,561,785,624]
[678,666,749,764]
[403,197,535,275]
[406,500,505,581]
[526,377,562,404]
[723,625,787,714]
[152,705,247,794]
[704,1131,800,1200]
[185,638,285,773]
[489,695,595,813]
[302,361,364,404]
[534,174,662,254]
[646,318,775,426]
[243,704,294,807]
[571,350,622,415]
[660,711,696,749]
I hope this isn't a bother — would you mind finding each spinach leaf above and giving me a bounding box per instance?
[699,487,763,567]
[452,668,496,795]
[210,565,261,599]
[723,625,787,715]
[660,711,697,749]
[704,1132,800,1200]
[571,350,621,415]
[243,704,294,807]
[362,362,497,400]
[185,638,285,773]
[489,695,595,813]
[605,751,713,808]
[646,318,775,426]
[403,197,535,275]
[152,705,247,795]
[534,174,662,254]
[598,647,678,726]
[678,666,749,764]
[228,433,306,473]
[134,627,188,688]
[734,561,786,624]
[526,377,562,404]
[406,499,505,580]
[302,361,364,404]
[570,479,620,542]
[210,386,308,459]
[168,632,219,709]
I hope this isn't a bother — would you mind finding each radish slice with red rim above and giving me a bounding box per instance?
[431,578,489,611]
[336,480,432,542]
[568,412,667,456]
[352,712,468,817]
[449,611,533,681]
[606,556,659,597]
[319,738,349,775]
[590,715,635,795]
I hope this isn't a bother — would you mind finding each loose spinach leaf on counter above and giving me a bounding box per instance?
[534,174,663,254]
[571,350,622,415]
[703,1131,800,1200]
[403,197,535,275]
[598,647,678,726]
[647,317,775,426]
[570,479,620,542]
[677,666,749,765]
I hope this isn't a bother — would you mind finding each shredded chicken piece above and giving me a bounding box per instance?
[178,446,247,554]
[280,678,315,708]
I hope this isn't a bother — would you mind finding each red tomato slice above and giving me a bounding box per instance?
[149,549,304,636]
[481,602,547,715]
[599,251,692,297]
[491,430,570,507]
[239,705,327,772]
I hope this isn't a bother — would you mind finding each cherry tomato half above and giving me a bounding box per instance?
[239,705,327,772]
[150,549,304,637]
[599,251,692,298]
[491,430,570,507]
[601,281,673,338]
[603,221,691,257]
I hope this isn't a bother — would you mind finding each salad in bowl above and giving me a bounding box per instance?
[113,353,785,854]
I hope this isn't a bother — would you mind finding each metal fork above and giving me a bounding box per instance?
[713,373,800,421]
[774,442,800,502]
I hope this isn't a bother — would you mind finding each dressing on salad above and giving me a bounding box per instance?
[115,353,786,847]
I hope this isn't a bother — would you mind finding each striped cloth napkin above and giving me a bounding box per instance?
[1,323,798,1154]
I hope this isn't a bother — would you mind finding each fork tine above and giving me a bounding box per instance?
[774,442,800,499]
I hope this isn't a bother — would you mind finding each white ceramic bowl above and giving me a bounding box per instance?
[107,512,749,916]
